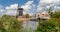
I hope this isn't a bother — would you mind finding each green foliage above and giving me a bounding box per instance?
[25,13,30,18]
[19,29,35,32]
[0,30,2,32]
[36,8,60,32]
[47,7,60,18]
[48,7,52,14]
[51,11,60,18]
[37,19,60,32]
[0,19,3,29]
[0,15,22,32]
[0,11,60,32]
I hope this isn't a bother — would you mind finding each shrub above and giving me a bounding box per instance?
[37,19,60,32]
[0,15,22,32]
[51,11,60,18]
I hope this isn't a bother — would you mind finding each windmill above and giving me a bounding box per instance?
[17,8,23,16]
[16,5,24,18]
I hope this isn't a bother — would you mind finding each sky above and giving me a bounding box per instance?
[0,0,60,16]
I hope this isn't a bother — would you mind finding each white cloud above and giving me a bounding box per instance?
[0,4,5,16]
[54,6,60,10]
[40,0,52,3]
[6,4,18,10]
[21,1,35,16]
[37,7,44,12]
[21,1,33,11]
[37,0,60,12]
[39,0,60,4]
[5,4,18,16]
[5,10,17,16]
[52,0,60,3]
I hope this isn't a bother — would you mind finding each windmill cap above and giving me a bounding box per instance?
[18,8,23,10]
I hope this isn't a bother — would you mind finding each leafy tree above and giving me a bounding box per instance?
[51,11,60,18]
[47,7,53,18]
[47,7,52,14]
[25,13,30,18]
[47,7,60,19]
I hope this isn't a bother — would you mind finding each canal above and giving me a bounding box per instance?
[23,21,38,30]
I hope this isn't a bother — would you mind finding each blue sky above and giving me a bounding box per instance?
[0,0,38,7]
[0,0,27,6]
[0,0,60,16]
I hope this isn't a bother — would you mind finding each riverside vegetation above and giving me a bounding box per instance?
[0,11,60,32]
[0,15,22,32]
[36,11,60,32]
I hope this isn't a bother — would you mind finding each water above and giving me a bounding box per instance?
[23,21,38,30]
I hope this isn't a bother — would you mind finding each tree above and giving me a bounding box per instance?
[47,7,52,14]
[47,7,54,18]
[51,11,60,18]
[25,13,30,18]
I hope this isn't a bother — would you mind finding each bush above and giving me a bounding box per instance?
[37,19,60,32]
[0,15,22,32]
[51,11,60,18]
[0,29,2,32]
[25,13,30,18]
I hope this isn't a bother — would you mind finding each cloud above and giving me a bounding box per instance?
[37,0,60,12]
[5,4,18,16]
[21,1,33,11]
[40,0,60,4]
[0,4,5,16]
[40,0,52,4]
[21,1,35,15]
[6,4,18,10]
[53,6,60,12]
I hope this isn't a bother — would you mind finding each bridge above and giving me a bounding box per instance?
[30,17,37,21]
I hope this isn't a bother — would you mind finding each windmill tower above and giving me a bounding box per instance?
[16,5,24,18]
[17,8,23,16]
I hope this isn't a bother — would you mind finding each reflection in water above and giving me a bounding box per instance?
[23,21,38,30]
